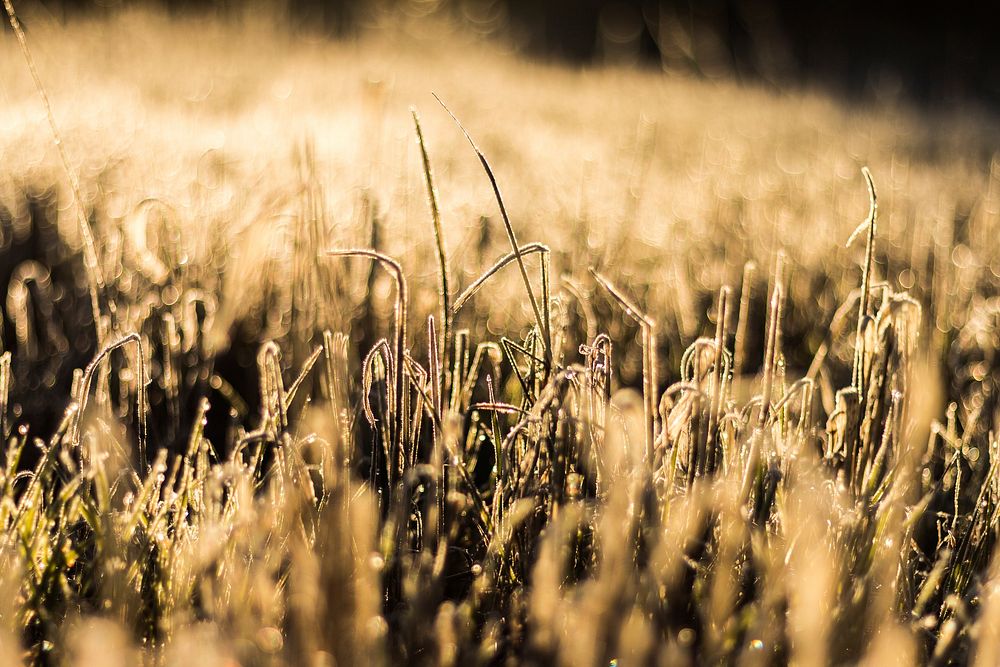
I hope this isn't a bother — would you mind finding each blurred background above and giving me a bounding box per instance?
[10,0,1000,110]
[3,0,1000,443]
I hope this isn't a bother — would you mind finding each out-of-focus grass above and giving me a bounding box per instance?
[4,7,998,354]
[2,7,1000,666]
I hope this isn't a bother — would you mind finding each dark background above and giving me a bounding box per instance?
[8,0,1000,110]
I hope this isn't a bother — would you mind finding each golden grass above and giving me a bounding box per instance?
[1,6,1000,665]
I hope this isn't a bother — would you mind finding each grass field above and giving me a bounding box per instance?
[3,6,1000,665]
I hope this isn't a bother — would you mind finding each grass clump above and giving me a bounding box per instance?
[3,8,1000,667]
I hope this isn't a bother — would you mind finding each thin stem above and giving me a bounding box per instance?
[590,267,657,464]
[411,109,452,397]
[3,0,110,346]
[326,248,408,484]
[434,94,551,369]
[851,166,879,395]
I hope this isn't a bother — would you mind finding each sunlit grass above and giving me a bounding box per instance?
[1,6,1000,665]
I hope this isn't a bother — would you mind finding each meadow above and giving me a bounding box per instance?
[2,5,1000,665]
